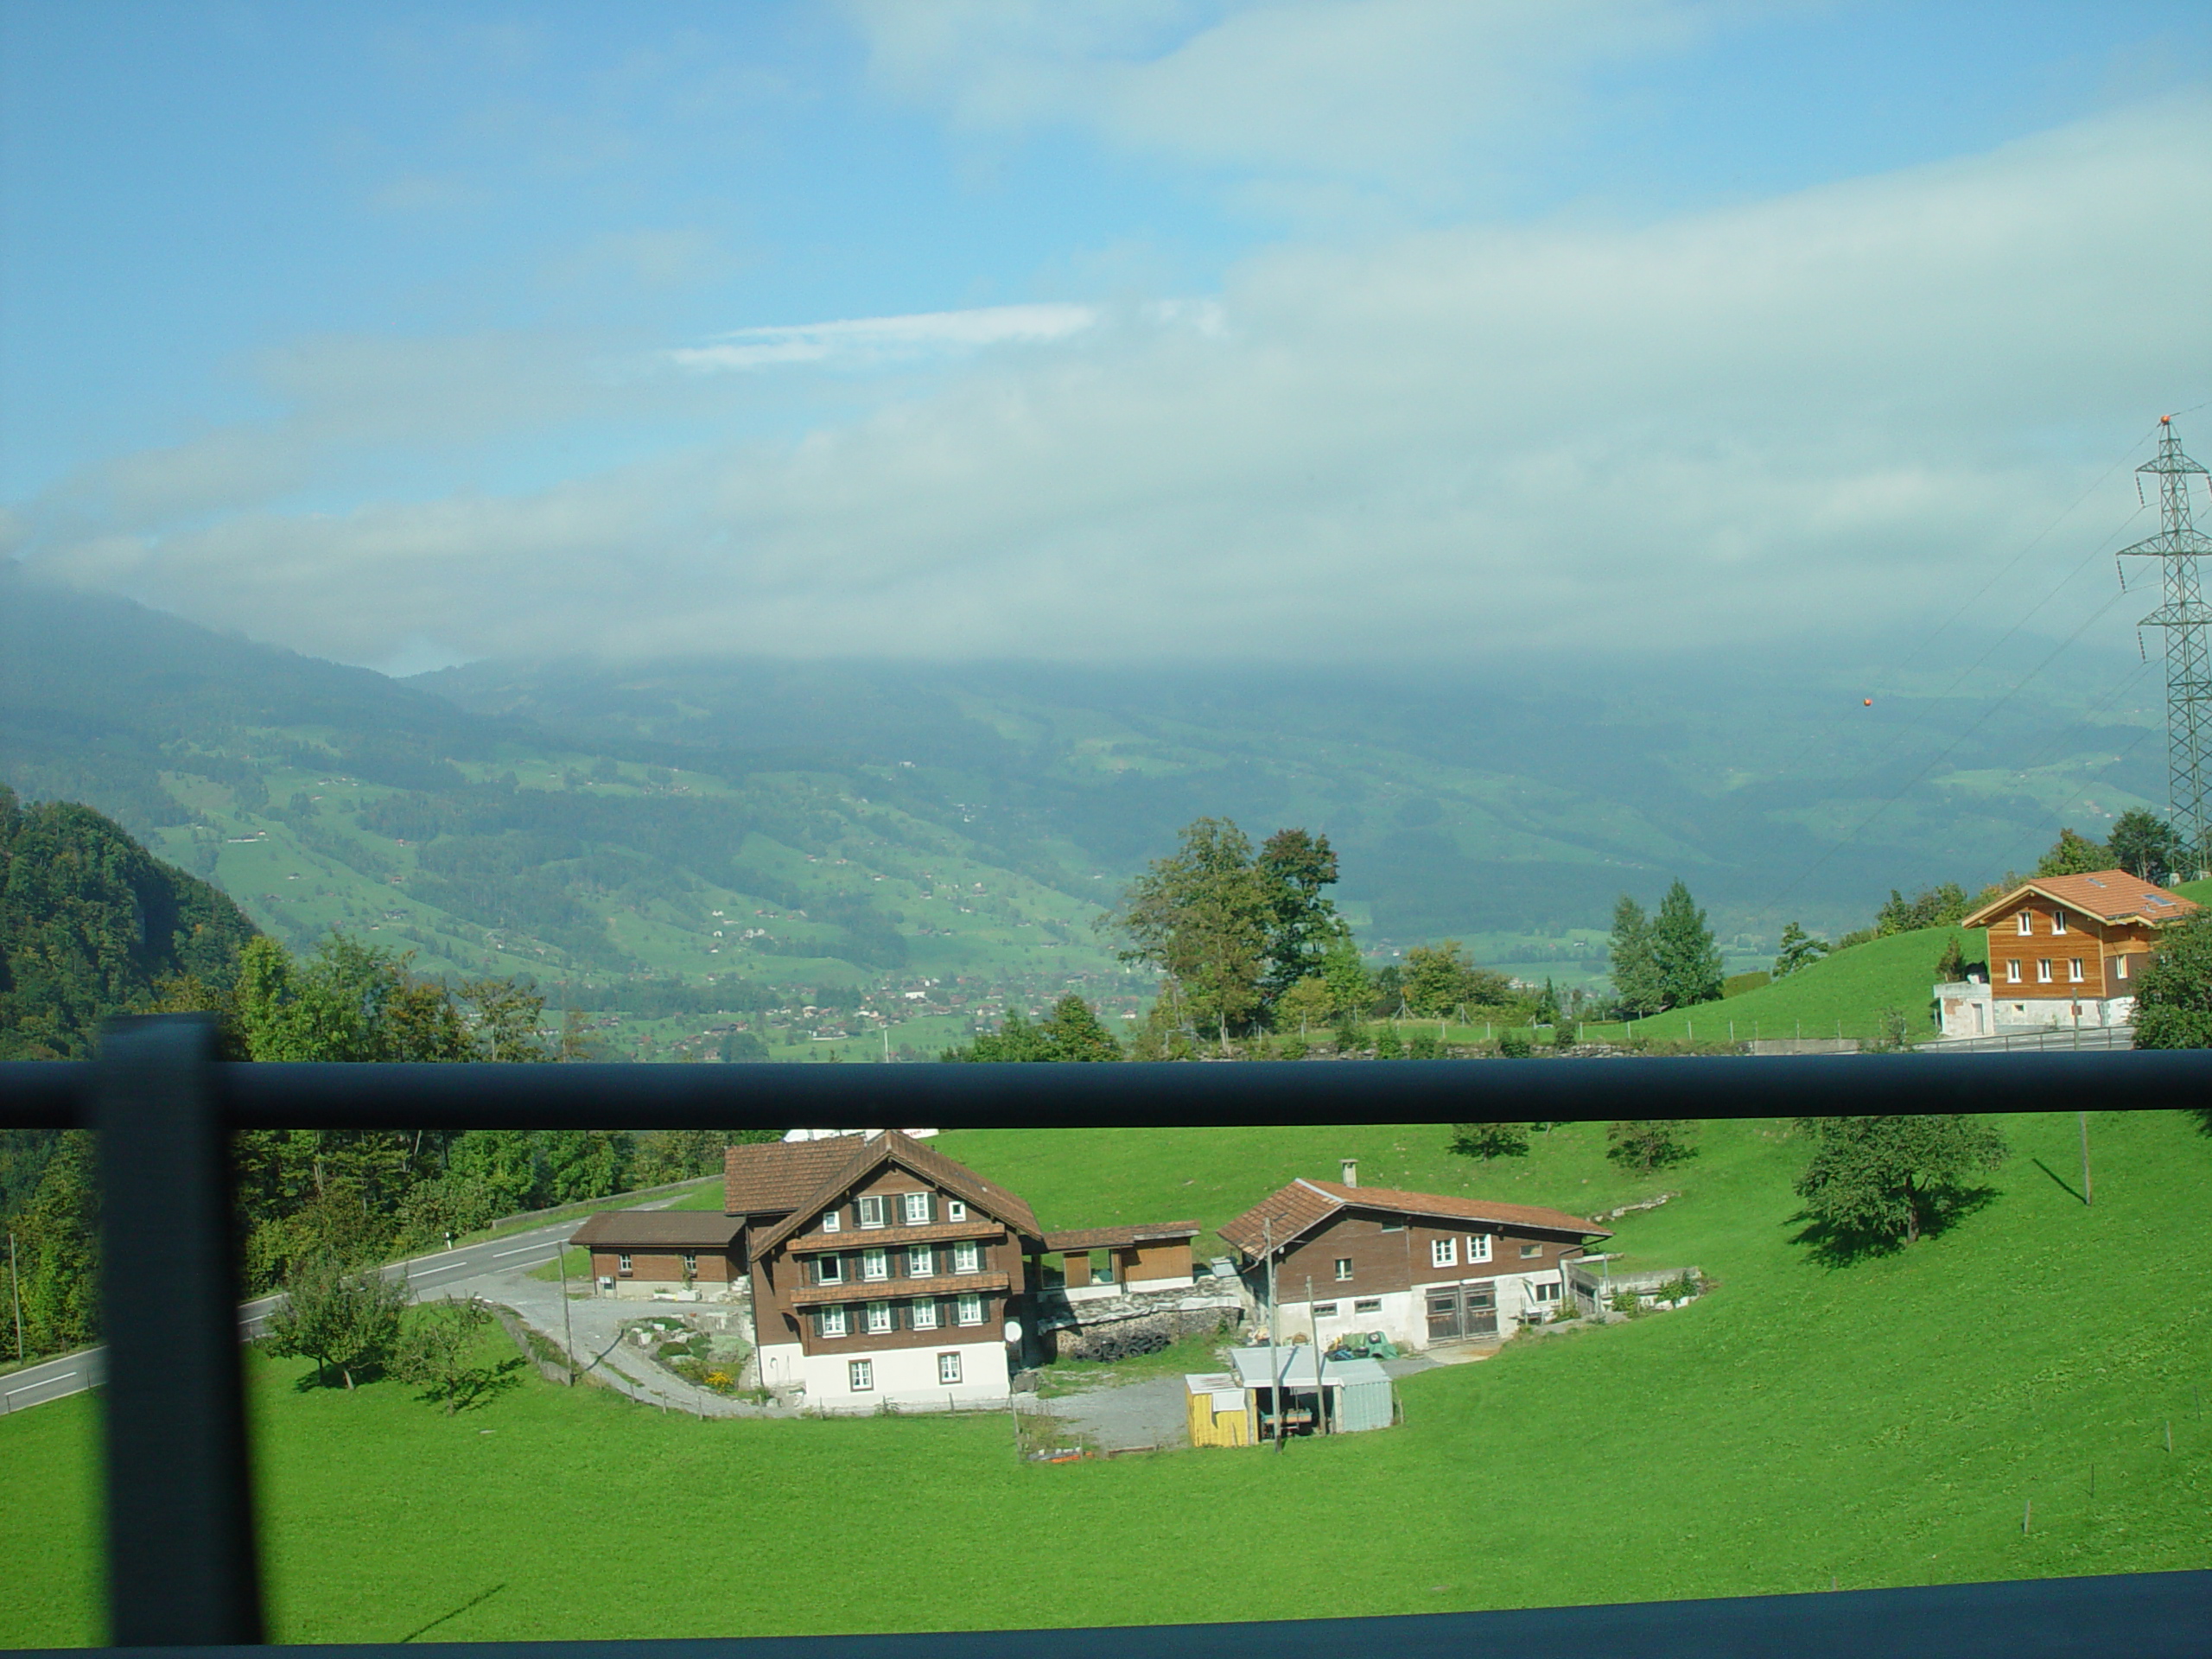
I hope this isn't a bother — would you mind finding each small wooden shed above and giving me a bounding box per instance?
[1185,1372,1253,1447]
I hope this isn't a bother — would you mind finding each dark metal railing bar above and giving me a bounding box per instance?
[96,1018,263,1645]
[3,1049,2209,1133]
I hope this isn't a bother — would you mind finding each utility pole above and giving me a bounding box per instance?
[554,1243,577,1383]
[1264,1217,1280,1452]
[2117,416,2212,873]
[2080,1112,2094,1209]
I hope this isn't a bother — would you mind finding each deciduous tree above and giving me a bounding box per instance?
[1447,1122,1531,1161]
[2131,910,2212,1049]
[2035,828,2109,878]
[1792,1115,2008,1249]
[1650,880,1724,1010]
[2107,810,2185,882]
[392,1295,501,1414]
[1606,1120,1699,1174]
[263,1248,408,1390]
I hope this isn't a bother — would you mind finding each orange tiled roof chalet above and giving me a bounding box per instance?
[1961,869,2199,930]
[1218,1178,1610,1259]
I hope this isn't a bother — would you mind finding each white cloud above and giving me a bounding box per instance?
[846,0,1712,197]
[667,302,1104,372]
[11,99,2209,672]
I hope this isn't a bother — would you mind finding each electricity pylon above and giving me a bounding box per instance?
[2117,416,2212,874]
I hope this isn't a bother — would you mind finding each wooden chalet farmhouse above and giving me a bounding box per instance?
[1219,1160,1611,1352]
[1936,869,2200,1038]
[731,1131,1043,1411]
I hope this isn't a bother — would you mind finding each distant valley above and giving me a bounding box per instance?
[1,572,2169,1051]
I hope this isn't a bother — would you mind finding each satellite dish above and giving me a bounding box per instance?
[1002,1319,1023,1343]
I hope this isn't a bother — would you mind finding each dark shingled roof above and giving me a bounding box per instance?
[1043,1221,1202,1252]
[1219,1179,1609,1260]
[723,1138,873,1217]
[752,1130,1043,1255]
[569,1211,745,1249]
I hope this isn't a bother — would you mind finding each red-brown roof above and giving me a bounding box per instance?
[1218,1178,1608,1259]
[568,1211,744,1249]
[1961,870,2199,930]
[724,1138,870,1216]
[1043,1221,1202,1252]
[751,1130,1043,1256]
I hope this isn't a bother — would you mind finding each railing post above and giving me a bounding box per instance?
[97,1015,263,1644]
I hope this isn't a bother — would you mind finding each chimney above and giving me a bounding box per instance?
[1340,1158,1358,1188]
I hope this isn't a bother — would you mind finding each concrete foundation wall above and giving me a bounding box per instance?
[800,1340,1009,1411]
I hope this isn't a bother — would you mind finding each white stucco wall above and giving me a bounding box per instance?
[800,1340,1009,1411]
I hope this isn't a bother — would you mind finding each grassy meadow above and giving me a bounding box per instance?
[4,1109,2208,1646]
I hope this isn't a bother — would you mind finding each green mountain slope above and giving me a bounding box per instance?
[0,788,257,1058]
[1,571,2178,1037]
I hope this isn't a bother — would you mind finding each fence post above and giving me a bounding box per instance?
[96,1015,264,1644]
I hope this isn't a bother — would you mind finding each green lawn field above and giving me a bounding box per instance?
[4,1110,2207,1645]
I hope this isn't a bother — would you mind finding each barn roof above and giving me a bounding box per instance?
[1218,1178,1608,1260]
[1042,1221,1202,1252]
[568,1211,745,1249]
[1961,870,2199,931]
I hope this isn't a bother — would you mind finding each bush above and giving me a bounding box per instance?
[1405,1028,1440,1059]
[1497,1030,1534,1059]
[1373,1024,1405,1060]
[1277,1034,1309,1061]
[1553,1023,1575,1050]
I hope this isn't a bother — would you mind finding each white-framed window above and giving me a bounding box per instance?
[1533,1281,1561,1303]
[1520,1243,1541,1259]
[2017,912,2033,935]
[848,1358,873,1391]
[1333,1257,1354,1281]
[2006,960,2022,983]
[616,1253,632,1275]
[956,1292,984,1325]
[2069,958,2084,982]
[1313,1301,1339,1318]
[857,1195,887,1229]
[902,1192,932,1225]
[861,1248,889,1281]
[815,1254,844,1285]
[2037,959,2052,983]
[820,1305,849,1338]
[946,1199,968,1221]
[2052,910,2068,935]
[864,1301,894,1335]
[1467,1233,1493,1263]
[912,1299,940,1330]
[821,1210,841,1233]
[937,1351,963,1385]
[1353,1297,1382,1315]
[1430,1237,1457,1269]
[909,1245,935,1277]
[953,1241,981,1274]
[681,1253,697,1274]
[2117,955,2132,981]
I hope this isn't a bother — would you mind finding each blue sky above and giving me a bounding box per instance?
[2,2,2207,671]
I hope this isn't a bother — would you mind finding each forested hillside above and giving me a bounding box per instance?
[0,786,257,1059]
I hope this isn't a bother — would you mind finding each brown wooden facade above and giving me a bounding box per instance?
[1963,871,2199,1002]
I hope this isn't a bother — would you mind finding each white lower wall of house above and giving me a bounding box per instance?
[1279,1289,1420,1350]
[800,1340,1009,1411]
[756,1342,805,1392]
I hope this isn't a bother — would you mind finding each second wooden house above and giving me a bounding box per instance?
[1219,1160,1610,1351]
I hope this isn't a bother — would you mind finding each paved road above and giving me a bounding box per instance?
[2,1216,599,1416]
